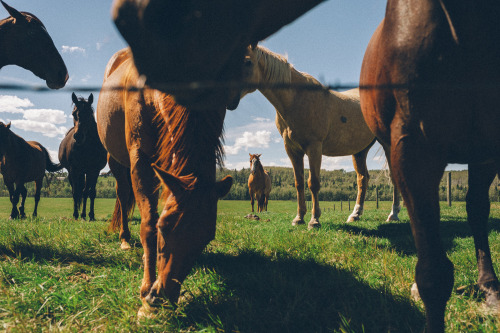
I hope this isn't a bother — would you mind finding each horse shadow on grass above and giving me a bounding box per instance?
[176,251,425,333]
[335,217,500,256]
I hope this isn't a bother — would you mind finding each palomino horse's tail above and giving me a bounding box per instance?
[41,146,63,172]
[109,172,135,232]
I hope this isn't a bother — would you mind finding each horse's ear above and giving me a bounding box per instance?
[71,92,78,104]
[216,175,233,199]
[1,1,26,24]
[6,121,11,129]
[250,42,258,50]
[88,93,93,105]
[257,154,262,158]
[151,163,197,198]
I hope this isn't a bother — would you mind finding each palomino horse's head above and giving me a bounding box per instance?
[71,93,95,145]
[110,0,323,109]
[0,1,68,89]
[0,121,12,157]
[148,164,233,305]
[249,153,262,175]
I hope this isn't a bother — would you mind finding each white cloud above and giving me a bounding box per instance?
[47,149,59,163]
[224,130,272,155]
[23,109,67,124]
[0,95,34,113]
[11,120,67,138]
[62,45,86,54]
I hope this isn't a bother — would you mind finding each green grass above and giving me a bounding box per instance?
[0,197,499,332]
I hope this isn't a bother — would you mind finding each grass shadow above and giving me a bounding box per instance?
[178,251,425,332]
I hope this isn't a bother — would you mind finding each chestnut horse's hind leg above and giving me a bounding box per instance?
[249,188,255,212]
[391,134,452,333]
[306,143,322,229]
[382,144,401,222]
[347,145,370,222]
[466,163,500,308]
[19,184,27,218]
[285,142,306,226]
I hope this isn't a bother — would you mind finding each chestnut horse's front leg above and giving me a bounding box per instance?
[466,163,500,308]
[129,147,160,302]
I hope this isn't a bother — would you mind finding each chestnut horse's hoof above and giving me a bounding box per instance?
[308,218,321,230]
[120,241,131,250]
[137,301,158,320]
[291,216,305,226]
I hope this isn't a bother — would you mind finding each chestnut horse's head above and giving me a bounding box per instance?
[0,121,11,157]
[111,0,323,109]
[249,153,262,175]
[0,1,68,89]
[71,92,95,145]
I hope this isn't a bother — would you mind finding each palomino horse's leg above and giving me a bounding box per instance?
[130,148,160,302]
[86,170,100,221]
[391,134,451,333]
[306,143,322,229]
[347,145,371,222]
[466,163,500,307]
[108,156,133,250]
[383,145,401,222]
[19,184,27,218]
[33,178,42,217]
[284,142,306,226]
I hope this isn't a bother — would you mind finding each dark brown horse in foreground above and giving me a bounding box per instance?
[111,0,324,108]
[248,154,271,213]
[59,93,107,220]
[96,48,233,315]
[0,1,68,89]
[360,2,500,332]
[0,122,62,218]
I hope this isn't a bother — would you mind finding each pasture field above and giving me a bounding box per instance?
[0,197,499,332]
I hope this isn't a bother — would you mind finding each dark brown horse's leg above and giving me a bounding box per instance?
[306,143,322,229]
[33,178,42,217]
[6,181,19,219]
[19,184,27,218]
[285,142,306,226]
[347,146,370,222]
[466,163,500,307]
[86,171,100,221]
[391,134,451,333]
[130,148,159,302]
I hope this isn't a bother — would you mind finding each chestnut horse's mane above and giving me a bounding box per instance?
[153,93,225,180]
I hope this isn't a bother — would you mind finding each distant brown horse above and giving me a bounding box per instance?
[242,45,400,229]
[0,122,62,219]
[96,48,233,314]
[59,93,107,221]
[360,2,500,332]
[0,1,68,89]
[111,0,323,108]
[248,153,271,213]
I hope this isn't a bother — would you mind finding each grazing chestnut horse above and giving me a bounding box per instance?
[242,45,400,229]
[360,2,500,332]
[111,0,324,108]
[59,93,107,221]
[0,122,62,218]
[96,48,233,313]
[248,153,271,213]
[0,1,68,89]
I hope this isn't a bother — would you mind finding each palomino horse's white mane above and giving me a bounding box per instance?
[256,45,322,86]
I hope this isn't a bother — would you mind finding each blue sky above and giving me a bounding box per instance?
[0,0,465,172]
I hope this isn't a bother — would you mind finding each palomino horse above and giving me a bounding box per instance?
[248,153,271,213]
[96,48,233,312]
[242,45,400,229]
[0,122,62,218]
[59,93,107,221]
[0,1,68,89]
[111,0,324,108]
[360,2,500,332]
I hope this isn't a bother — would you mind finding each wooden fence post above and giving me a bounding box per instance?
[376,186,379,209]
[447,171,452,207]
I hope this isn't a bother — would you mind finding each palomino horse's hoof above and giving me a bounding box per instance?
[120,241,132,250]
[346,215,360,223]
[308,219,321,230]
[386,214,400,222]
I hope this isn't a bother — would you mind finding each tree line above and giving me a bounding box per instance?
[0,168,498,202]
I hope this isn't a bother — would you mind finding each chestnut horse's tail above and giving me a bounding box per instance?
[109,171,135,232]
[41,146,63,172]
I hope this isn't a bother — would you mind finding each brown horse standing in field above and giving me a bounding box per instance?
[59,93,107,221]
[248,153,271,213]
[110,0,324,109]
[0,122,62,218]
[0,0,68,89]
[360,2,500,332]
[242,45,400,229]
[96,48,233,313]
